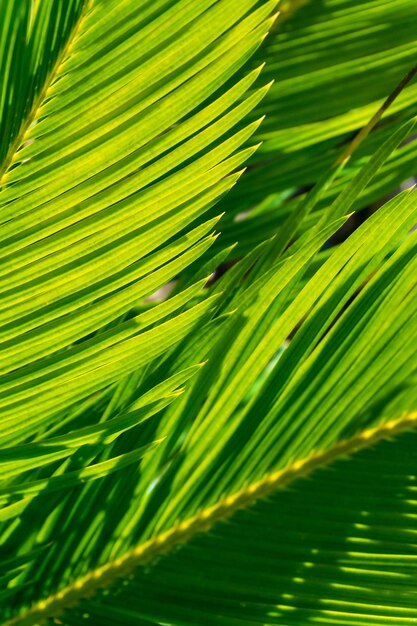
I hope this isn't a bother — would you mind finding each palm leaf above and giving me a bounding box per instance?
[0,0,276,447]
[1,1,417,625]
[63,429,417,626]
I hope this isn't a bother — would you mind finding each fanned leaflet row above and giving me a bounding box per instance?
[66,431,417,626]
[0,0,276,446]
[1,1,417,625]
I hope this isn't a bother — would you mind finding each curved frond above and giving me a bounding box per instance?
[1,2,417,625]
[64,430,417,626]
[0,0,276,446]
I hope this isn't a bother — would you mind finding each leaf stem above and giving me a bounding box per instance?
[0,0,92,186]
[5,411,417,626]
[335,60,417,166]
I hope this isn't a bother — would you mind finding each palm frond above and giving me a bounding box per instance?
[0,0,276,447]
[1,1,417,625]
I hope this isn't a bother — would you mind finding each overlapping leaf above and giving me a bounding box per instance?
[1,1,417,625]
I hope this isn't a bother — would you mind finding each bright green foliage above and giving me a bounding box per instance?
[0,1,417,625]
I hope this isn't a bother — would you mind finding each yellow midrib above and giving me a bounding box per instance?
[5,410,417,626]
[0,0,92,187]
